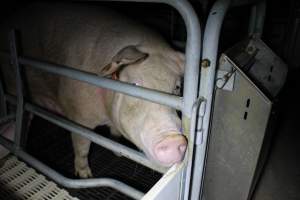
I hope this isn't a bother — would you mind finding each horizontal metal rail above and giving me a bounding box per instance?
[5,94,167,174]
[0,113,16,125]
[0,52,182,111]
[0,137,144,200]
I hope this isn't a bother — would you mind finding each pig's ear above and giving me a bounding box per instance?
[100,46,148,76]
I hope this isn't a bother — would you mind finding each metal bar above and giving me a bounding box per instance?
[18,151,145,200]
[9,30,24,149]
[192,0,232,199]
[0,52,182,111]
[248,1,266,38]
[181,97,205,200]
[5,94,167,174]
[0,78,7,118]
[0,136,144,200]
[254,1,266,38]
[0,113,16,125]
[248,2,257,36]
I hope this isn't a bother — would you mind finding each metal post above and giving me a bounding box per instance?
[0,78,7,117]
[9,30,24,150]
[189,0,232,199]
[249,1,266,38]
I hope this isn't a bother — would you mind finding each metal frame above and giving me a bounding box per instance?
[187,1,266,200]
[0,0,201,199]
[0,0,267,199]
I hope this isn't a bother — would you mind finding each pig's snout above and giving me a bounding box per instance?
[154,134,187,166]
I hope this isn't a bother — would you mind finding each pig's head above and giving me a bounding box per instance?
[100,45,187,167]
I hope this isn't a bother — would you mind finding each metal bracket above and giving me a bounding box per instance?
[195,100,206,145]
[216,69,236,91]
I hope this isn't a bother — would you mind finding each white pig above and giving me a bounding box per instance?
[0,3,187,178]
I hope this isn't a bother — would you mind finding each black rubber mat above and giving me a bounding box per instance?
[24,116,162,200]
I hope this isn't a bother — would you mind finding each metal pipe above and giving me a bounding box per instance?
[17,150,144,200]
[254,1,266,38]
[23,55,182,111]
[0,137,144,200]
[9,30,24,150]
[0,78,6,117]
[0,52,182,111]
[192,0,232,199]
[5,94,167,174]
[181,97,205,200]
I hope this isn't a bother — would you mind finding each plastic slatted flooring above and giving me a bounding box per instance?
[0,116,161,200]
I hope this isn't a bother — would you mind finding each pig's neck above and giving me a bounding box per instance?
[95,87,114,126]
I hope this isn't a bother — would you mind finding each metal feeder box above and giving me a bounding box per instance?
[203,37,288,200]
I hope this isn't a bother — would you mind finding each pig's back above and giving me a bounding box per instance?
[2,2,169,70]
[0,2,169,100]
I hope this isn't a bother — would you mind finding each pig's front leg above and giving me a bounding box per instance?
[72,133,93,178]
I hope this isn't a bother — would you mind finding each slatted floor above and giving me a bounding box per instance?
[0,116,161,200]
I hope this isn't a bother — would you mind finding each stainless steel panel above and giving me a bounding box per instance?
[203,61,272,200]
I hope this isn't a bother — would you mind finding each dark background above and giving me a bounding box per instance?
[0,0,299,200]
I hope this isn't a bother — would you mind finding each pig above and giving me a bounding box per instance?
[0,3,187,178]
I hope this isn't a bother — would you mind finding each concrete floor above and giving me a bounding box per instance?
[253,69,300,200]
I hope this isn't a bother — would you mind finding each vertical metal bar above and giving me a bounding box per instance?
[189,0,231,199]
[9,30,24,149]
[249,1,266,38]
[248,4,257,36]
[0,78,7,117]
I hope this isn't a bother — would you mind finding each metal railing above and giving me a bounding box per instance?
[187,1,266,200]
[0,0,201,199]
[0,0,266,199]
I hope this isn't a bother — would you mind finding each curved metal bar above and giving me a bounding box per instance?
[191,0,232,199]
[17,150,145,200]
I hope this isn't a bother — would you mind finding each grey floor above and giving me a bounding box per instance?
[253,69,300,200]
